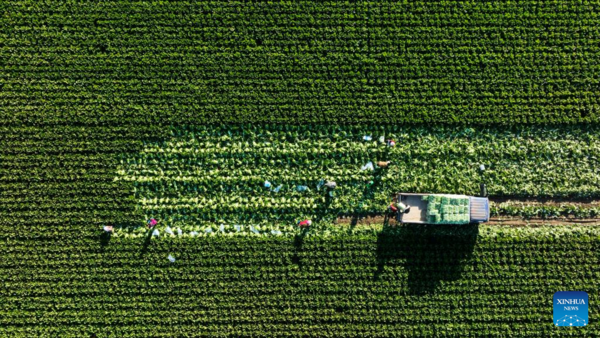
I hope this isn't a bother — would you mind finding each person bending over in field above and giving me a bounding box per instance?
[377,161,391,168]
[298,219,312,228]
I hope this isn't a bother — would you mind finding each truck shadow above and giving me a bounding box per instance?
[375,223,479,295]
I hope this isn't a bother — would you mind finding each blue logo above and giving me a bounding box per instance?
[554,291,588,327]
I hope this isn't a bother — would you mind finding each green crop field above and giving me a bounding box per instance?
[2,0,600,125]
[3,226,600,337]
[110,124,600,233]
[2,1,600,337]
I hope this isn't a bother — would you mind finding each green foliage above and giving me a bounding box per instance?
[114,124,600,229]
[1,123,598,337]
[2,1,600,336]
[1,1,600,124]
[491,202,600,220]
[426,195,470,224]
[1,226,600,337]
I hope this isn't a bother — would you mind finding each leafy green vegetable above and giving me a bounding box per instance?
[115,125,600,229]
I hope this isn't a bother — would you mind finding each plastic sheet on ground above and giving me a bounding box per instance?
[361,162,374,171]
[152,229,160,237]
[168,254,176,263]
[165,226,174,235]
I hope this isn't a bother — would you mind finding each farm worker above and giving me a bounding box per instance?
[324,181,337,190]
[388,203,398,213]
[103,225,114,234]
[298,219,312,228]
[377,161,391,168]
[386,139,396,147]
[147,218,157,229]
[366,180,374,188]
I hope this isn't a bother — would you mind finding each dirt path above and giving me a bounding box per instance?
[489,197,600,207]
[336,215,600,227]
[336,214,397,226]
[335,198,600,227]
[487,218,600,227]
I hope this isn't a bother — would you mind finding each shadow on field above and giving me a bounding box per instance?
[99,231,111,250]
[375,223,479,295]
[292,228,310,268]
[292,188,336,267]
[139,228,155,258]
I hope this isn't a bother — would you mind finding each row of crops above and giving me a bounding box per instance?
[2,122,598,337]
[111,124,600,234]
[2,0,600,125]
[3,0,600,336]
[2,225,599,337]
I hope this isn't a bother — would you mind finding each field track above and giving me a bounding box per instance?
[336,198,600,227]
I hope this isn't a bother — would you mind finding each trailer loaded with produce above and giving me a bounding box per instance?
[396,193,489,225]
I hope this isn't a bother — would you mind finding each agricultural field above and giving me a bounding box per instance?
[112,124,600,234]
[2,0,600,337]
[2,1,600,124]
[3,225,600,337]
